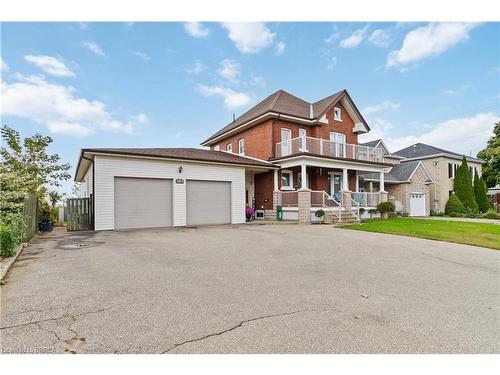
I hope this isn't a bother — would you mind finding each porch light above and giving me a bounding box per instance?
[178,166,183,173]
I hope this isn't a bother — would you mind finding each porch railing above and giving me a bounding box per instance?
[275,136,383,163]
[351,192,381,207]
[311,190,341,208]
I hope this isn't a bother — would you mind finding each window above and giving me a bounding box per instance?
[238,139,245,155]
[448,163,453,178]
[299,128,307,151]
[449,190,454,197]
[334,107,342,121]
[330,132,346,157]
[226,143,232,153]
[214,145,220,151]
[281,170,293,190]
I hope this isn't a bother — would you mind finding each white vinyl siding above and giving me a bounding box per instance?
[80,165,93,198]
[94,155,245,230]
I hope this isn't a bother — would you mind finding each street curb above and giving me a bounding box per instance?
[0,241,29,281]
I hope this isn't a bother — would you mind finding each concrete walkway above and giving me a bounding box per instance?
[413,216,499,225]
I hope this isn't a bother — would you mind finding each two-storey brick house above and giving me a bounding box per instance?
[202,89,391,221]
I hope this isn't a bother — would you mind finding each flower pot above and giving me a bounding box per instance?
[39,221,53,232]
[246,214,252,221]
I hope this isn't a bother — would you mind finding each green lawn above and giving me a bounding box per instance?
[340,218,500,250]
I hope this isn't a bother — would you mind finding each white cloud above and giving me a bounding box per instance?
[1,74,143,137]
[222,22,275,53]
[339,26,368,48]
[185,60,206,75]
[387,23,480,69]
[326,56,337,70]
[1,57,8,72]
[184,22,210,38]
[368,29,391,47]
[24,55,75,77]
[362,101,400,115]
[275,41,286,56]
[136,113,148,124]
[197,84,251,110]
[325,31,341,43]
[249,73,266,87]
[360,112,498,156]
[83,41,105,56]
[133,51,151,61]
[217,59,240,83]
[440,84,470,96]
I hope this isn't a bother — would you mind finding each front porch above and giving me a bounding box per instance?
[269,156,389,223]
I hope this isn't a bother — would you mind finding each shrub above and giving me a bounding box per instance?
[0,224,17,257]
[358,207,365,216]
[314,209,325,219]
[454,156,479,212]
[484,209,500,219]
[473,172,492,213]
[445,194,465,215]
[0,212,26,244]
[368,208,378,219]
[377,201,395,213]
[430,210,445,217]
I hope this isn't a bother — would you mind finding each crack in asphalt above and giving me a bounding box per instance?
[161,309,329,354]
[0,305,114,331]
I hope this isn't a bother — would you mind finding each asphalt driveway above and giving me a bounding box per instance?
[1,224,499,354]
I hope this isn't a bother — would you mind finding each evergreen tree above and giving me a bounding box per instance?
[477,122,500,188]
[473,170,492,213]
[445,194,465,215]
[454,156,479,212]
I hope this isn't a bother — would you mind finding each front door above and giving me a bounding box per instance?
[281,128,292,156]
[329,172,343,201]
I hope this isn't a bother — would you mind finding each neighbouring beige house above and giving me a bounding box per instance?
[392,143,485,213]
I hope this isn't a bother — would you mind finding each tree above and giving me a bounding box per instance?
[48,191,63,208]
[453,156,478,213]
[445,194,465,215]
[477,122,500,188]
[1,125,71,194]
[473,170,492,213]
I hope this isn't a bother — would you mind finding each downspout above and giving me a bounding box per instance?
[81,154,95,230]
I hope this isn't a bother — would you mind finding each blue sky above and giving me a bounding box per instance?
[1,22,499,195]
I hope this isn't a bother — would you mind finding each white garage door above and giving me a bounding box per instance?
[187,180,231,226]
[409,193,426,217]
[114,177,172,229]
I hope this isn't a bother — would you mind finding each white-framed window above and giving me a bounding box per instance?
[281,170,294,190]
[330,132,346,157]
[334,106,342,121]
[226,143,232,153]
[214,145,220,151]
[448,163,458,179]
[299,128,307,151]
[238,138,245,155]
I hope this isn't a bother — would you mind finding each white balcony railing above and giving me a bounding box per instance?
[311,190,341,208]
[275,136,383,163]
[351,192,381,207]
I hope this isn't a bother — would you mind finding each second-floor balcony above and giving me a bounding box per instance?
[275,136,384,163]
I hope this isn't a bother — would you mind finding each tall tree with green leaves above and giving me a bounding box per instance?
[1,125,71,215]
[473,170,492,213]
[48,191,63,207]
[454,156,478,212]
[477,122,500,188]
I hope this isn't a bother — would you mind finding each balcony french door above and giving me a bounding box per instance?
[330,132,346,158]
[281,129,292,156]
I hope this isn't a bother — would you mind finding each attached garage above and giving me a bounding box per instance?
[114,177,173,229]
[186,180,231,226]
[74,147,276,231]
[409,192,426,217]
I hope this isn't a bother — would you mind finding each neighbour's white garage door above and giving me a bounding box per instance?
[114,177,173,229]
[409,193,426,217]
[186,180,231,226]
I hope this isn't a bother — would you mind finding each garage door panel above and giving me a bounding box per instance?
[115,177,172,229]
[187,180,231,225]
[409,193,426,217]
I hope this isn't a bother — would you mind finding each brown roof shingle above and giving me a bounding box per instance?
[201,89,346,145]
[81,147,277,168]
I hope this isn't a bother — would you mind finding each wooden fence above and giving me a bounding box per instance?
[66,197,93,231]
[22,194,39,241]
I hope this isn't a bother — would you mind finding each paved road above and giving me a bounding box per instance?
[413,216,500,225]
[1,225,499,354]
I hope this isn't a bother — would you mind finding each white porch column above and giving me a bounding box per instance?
[355,172,359,192]
[342,168,349,191]
[301,164,307,189]
[273,169,279,191]
[380,171,385,192]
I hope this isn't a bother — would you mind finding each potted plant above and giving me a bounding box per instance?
[377,201,395,220]
[245,207,255,221]
[314,209,325,223]
[39,209,53,232]
[358,207,365,219]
